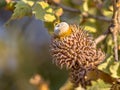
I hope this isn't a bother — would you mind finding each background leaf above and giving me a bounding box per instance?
[32,1,56,22]
[10,1,32,20]
[109,62,120,78]
[54,8,63,17]
[87,79,112,90]
[98,55,120,78]
[98,55,114,74]
[22,0,34,6]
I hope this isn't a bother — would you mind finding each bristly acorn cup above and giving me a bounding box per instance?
[50,22,105,87]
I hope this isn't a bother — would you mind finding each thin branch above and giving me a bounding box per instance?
[109,0,120,61]
[88,14,111,22]
[54,3,81,13]
[95,29,110,44]
[82,12,111,22]
[95,0,120,61]
[112,26,118,61]
[53,2,111,22]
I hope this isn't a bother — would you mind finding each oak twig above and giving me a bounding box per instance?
[82,12,111,22]
[95,29,110,44]
[53,2,111,22]
[109,0,120,61]
[56,3,81,13]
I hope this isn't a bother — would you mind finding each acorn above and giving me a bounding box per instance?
[50,22,105,87]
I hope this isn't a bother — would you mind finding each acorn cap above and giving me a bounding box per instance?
[50,24,105,69]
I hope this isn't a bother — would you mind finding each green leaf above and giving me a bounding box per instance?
[87,79,112,90]
[22,0,34,6]
[98,55,120,78]
[44,22,54,34]
[98,55,114,74]
[10,1,32,20]
[83,19,97,33]
[0,0,7,8]
[32,1,56,22]
[109,61,120,78]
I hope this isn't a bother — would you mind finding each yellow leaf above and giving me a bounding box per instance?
[83,0,88,11]
[44,14,56,22]
[103,9,112,18]
[85,26,96,33]
[22,0,34,6]
[55,8,63,17]
[38,1,49,9]
[109,62,120,78]
[46,8,53,13]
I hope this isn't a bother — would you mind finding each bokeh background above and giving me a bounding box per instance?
[0,8,68,90]
[1,0,120,90]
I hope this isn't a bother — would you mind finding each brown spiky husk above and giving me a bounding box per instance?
[69,62,91,87]
[50,25,105,87]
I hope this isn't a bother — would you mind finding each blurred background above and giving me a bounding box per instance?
[0,8,68,90]
[0,0,118,90]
